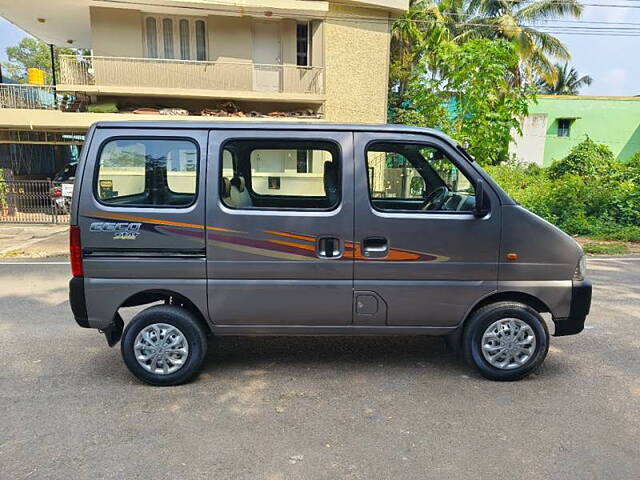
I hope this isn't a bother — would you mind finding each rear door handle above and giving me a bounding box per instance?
[362,237,389,258]
[317,236,342,258]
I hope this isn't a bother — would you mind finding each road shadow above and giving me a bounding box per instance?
[201,334,467,376]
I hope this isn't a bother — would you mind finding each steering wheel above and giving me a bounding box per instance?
[422,186,450,211]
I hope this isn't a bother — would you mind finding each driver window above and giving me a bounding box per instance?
[366,142,475,213]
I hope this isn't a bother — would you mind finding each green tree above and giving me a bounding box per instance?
[536,62,593,95]
[2,37,80,84]
[389,0,449,110]
[391,1,584,93]
[394,38,533,165]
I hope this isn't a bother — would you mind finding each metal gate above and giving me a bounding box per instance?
[0,180,70,224]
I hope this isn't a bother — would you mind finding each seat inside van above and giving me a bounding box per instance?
[229,176,252,207]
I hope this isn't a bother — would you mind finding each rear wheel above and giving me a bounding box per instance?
[463,302,549,381]
[121,305,208,386]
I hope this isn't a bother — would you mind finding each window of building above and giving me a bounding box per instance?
[179,19,190,60]
[145,17,158,58]
[96,138,198,207]
[162,18,174,59]
[366,142,475,213]
[195,20,207,61]
[296,22,310,66]
[557,118,571,137]
[221,140,339,210]
[145,15,207,61]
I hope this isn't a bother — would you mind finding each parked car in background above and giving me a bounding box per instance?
[51,162,76,213]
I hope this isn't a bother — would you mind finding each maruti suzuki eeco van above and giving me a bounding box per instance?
[69,122,591,385]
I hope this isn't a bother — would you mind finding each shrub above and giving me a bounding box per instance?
[547,137,618,179]
[489,139,640,242]
[625,151,640,184]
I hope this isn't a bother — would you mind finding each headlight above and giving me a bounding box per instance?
[574,254,587,281]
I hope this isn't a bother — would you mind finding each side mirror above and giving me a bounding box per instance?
[474,179,488,218]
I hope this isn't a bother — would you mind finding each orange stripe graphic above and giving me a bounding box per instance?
[265,239,317,252]
[208,240,318,261]
[87,212,446,262]
[261,230,316,242]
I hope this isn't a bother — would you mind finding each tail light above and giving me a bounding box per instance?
[70,226,83,277]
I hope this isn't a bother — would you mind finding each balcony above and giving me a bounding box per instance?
[58,55,325,102]
[0,84,57,110]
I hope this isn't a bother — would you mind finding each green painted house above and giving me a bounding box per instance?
[509,95,640,166]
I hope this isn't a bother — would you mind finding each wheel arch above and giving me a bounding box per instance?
[466,291,551,319]
[117,289,211,335]
[446,291,551,352]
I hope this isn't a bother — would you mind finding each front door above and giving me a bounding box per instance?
[253,21,281,92]
[206,129,354,328]
[353,132,500,328]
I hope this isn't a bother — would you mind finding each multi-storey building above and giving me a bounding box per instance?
[0,0,407,178]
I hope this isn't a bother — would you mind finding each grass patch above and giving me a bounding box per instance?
[582,242,629,255]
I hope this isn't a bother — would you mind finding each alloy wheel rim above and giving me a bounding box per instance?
[481,318,537,370]
[133,323,189,375]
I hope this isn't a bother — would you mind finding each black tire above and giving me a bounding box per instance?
[463,302,549,381]
[121,305,208,386]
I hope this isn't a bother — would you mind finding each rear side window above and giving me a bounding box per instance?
[96,138,198,207]
[221,140,340,210]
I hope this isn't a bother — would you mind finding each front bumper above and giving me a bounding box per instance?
[553,279,592,336]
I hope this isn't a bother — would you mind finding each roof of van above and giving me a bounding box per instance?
[90,121,454,142]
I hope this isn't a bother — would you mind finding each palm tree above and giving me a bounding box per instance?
[390,0,448,100]
[536,62,593,94]
[448,0,584,85]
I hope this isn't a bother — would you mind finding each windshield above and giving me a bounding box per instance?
[54,163,77,182]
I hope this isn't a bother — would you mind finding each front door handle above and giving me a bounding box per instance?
[317,236,342,258]
[362,237,389,258]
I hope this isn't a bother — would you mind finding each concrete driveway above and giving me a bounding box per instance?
[1,257,639,479]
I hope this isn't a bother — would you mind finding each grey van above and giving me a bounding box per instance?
[69,122,591,385]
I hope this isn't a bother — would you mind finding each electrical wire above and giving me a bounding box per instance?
[92,0,640,36]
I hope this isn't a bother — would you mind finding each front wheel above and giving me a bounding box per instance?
[463,302,549,381]
[121,305,208,386]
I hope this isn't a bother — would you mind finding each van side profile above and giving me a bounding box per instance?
[69,122,591,385]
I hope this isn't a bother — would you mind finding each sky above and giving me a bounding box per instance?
[0,2,638,95]
[552,1,640,96]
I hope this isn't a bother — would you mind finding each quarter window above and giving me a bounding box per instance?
[366,142,475,213]
[221,140,339,210]
[97,139,198,207]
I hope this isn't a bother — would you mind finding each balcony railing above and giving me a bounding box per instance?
[58,55,324,96]
[0,84,57,110]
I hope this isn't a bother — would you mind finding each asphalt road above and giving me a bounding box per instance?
[1,257,639,479]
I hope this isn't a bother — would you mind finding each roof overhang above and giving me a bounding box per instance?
[328,0,408,12]
[0,0,409,49]
[0,0,352,49]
